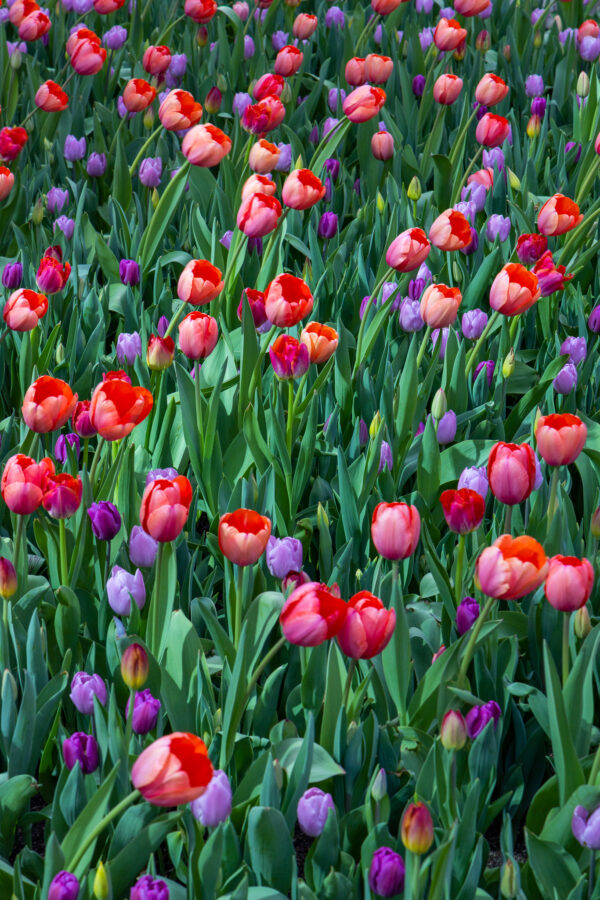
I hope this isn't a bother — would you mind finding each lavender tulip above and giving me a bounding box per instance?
[399,298,424,332]
[106,566,146,616]
[2,261,23,289]
[572,806,600,849]
[325,5,344,27]
[274,143,292,171]
[553,362,577,394]
[103,24,127,49]
[461,309,488,340]
[436,410,457,444]
[191,769,232,827]
[485,215,511,242]
[458,465,488,499]
[525,74,544,97]
[266,536,303,579]
[297,788,335,837]
[116,331,142,365]
[474,359,495,387]
[54,433,81,464]
[560,336,586,365]
[54,216,75,239]
[146,468,178,485]
[379,441,393,473]
[64,136,86,161]
[139,157,162,188]
[588,305,600,333]
[86,152,106,177]
[129,526,159,567]
[70,672,107,715]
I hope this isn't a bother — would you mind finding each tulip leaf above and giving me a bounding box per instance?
[542,643,584,805]
[247,807,294,894]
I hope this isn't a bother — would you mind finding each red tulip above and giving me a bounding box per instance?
[131,732,213,806]
[253,74,285,100]
[177,259,223,305]
[140,475,193,542]
[143,45,172,76]
[122,79,157,113]
[218,508,272,566]
[89,378,153,441]
[184,0,217,23]
[274,45,303,77]
[237,192,282,237]
[537,194,583,236]
[337,591,396,659]
[440,488,485,533]
[280,581,347,646]
[22,376,77,433]
[36,247,70,294]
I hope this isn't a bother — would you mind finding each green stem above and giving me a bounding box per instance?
[465,310,500,376]
[156,12,186,44]
[562,613,570,688]
[59,519,68,587]
[13,514,26,598]
[451,145,483,206]
[448,107,479,168]
[241,635,287,709]
[163,303,186,339]
[342,658,357,713]
[129,124,163,177]
[68,789,140,872]
[286,379,295,456]
[194,360,204,456]
[354,12,380,53]
[234,565,245,649]
[449,752,458,820]
[416,326,432,368]
[590,850,596,900]
[457,595,495,687]
[503,505,512,535]
[547,468,559,522]
[247,325,278,400]
[88,438,106,488]
[454,534,465,608]
[1,598,9,670]
[149,543,165,658]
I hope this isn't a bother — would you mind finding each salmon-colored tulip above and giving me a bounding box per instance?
[274,45,303,76]
[440,488,485,533]
[182,124,232,167]
[237,192,282,238]
[34,80,68,112]
[429,209,472,251]
[1,454,55,514]
[345,57,366,86]
[142,45,172,76]
[537,194,583,236]
[89,378,153,441]
[42,473,82,519]
[177,259,223,305]
[475,113,510,147]
[241,174,277,200]
[371,502,421,560]
[293,12,318,39]
[282,169,325,210]
[9,0,39,26]
[434,18,467,50]
[123,79,157,113]
[545,556,594,612]
[468,168,494,190]
[455,0,491,15]
[280,582,347,646]
[372,0,408,13]
[131,732,213,806]
[94,0,127,11]
[140,475,193,542]
[65,26,100,56]
[487,441,536,505]
[19,10,51,41]
[249,139,280,174]
[364,54,393,84]
[371,131,394,160]
[70,36,106,75]
[489,263,540,316]
[475,534,548,600]
[159,90,203,131]
[3,289,48,331]
[433,74,463,105]
[265,274,313,327]
[535,413,587,466]
[0,167,14,201]
[218,508,272,566]
[420,284,462,328]
[343,85,386,123]
[300,322,339,363]
[179,311,219,360]
[22,376,77,433]
[386,228,430,272]
[475,74,508,106]
[337,590,396,659]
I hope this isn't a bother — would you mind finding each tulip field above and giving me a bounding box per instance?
[3,0,600,897]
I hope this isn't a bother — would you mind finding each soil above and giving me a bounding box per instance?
[9,793,46,864]
[485,817,528,868]
[293,823,314,880]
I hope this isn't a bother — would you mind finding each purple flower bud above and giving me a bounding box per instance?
[482,147,504,170]
[530,96,546,117]
[157,315,169,337]
[117,95,136,119]
[86,152,106,177]
[399,298,424,332]
[369,847,406,898]
[560,336,586,365]
[103,24,128,49]
[461,309,488,340]
[130,875,170,900]
[354,177,361,196]
[475,100,488,121]
[565,141,582,162]
[379,441,393,473]
[274,142,292,172]
[461,181,487,212]
[54,433,81,464]
[63,135,86,162]
[559,27,575,45]
[297,788,335,837]
[588,305,600,333]
[328,88,346,112]
[525,74,544,97]
[458,465,488,499]
[485,214,511,242]
[318,212,338,239]
[436,410,457,444]
[325,5,344,27]
[553,361,578,394]
[191,769,232,827]
[416,421,425,436]
[323,157,340,180]
[53,216,76,240]
[129,525,159,568]
[323,117,339,139]
[572,806,600,850]
[233,91,252,117]
[116,331,142,364]
[534,452,543,490]
[431,327,450,360]
[412,73,426,96]
[360,294,376,320]
[146,468,178,485]
[106,565,146,616]
[359,419,369,445]
[416,0,434,11]
[244,35,255,58]
[374,22,383,42]
[70,672,107,715]
[119,259,140,286]
[220,230,233,250]
[466,700,501,738]
[62,732,99,774]
[266,536,303,579]
[440,5,455,16]
[2,261,23,289]
[126,689,161,734]
[474,359,495,387]
[88,501,121,541]
[168,53,187,79]
[381,281,400,309]
[138,157,162,188]
[48,871,80,900]
[456,596,480,635]
[408,278,426,303]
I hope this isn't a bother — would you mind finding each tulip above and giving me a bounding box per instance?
[19,10,51,41]
[35,80,69,112]
[297,788,335,837]
[300,323,339,363]
[63,732,99,774]
[182,124,232,167]
[475,74,509,106]
[238,288,268,330]
[242,174,277,200]
[343,86,386,123]
[42,474,82,519]
[0,126,28,161]
[560,336,587,366]
[130,875,169,900]
[537,193,583,236]
[532,250,573,296]
[1,454,55,515]
[466,700,501,738]
[146,335,175,371]
[440,710,467,749]
[345,57,366,86]
[515,233,547,264]
[237,192,282,238]
[429,209,471,251]
[489,264,540,316]
[535,413,586,466]
[266,535,303,579]
[265,274,313,327]
[123,79,157,113]
[21,376,77,434]
[2,262,23,289]
[48,872,80,900]
[371,130,394,159]
[401,802,434,854]
[475,113,511,147]
[190,769,232,827]
[371,501,420,560]
[436,409,457,444]
[279,581,347,646]
[178,311,218,360]
[90,378,153,441]
[3,289,48,332]
[177,259,223,306]
[293,12,318,39]
[249,139,280,174]
[456,597,480,634]
[386,228,430,272]
[544,556,594,612]
[159,89,202,131]
[553,362,578,395]
[126,689,161,735]
[318,212,339,239]
[70,36,106,75]
[433,17,467,50]
[70,671,107,715]
[487,441,537,505]
[440,488,485,533]
[37,249,71,294]
[420,284,462,328]
[131,732,213,806]
[461,309,488,340]
[140,476,193,543]
[364,54,393,83]
[121,643,149,690]
[218,508,271,566]
[242,95,286,133]
[282,169,325,210]
[143,44,171,76]
[573,806,600,850]
[475,534,548,600]
[253,74,285,100]
[337,590,396,659]
[433,73,463,105]
[184,0,217,22]
[138,158,162,188]
[368,847,405,898]
[0,558,17,599]
[458,465,488,499]
[129,526,159,568]
[274,45,303,76]
[88,501,121,540]
[269,335,310,378]
[372,0,406,11]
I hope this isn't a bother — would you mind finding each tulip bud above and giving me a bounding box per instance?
[591,507,600,538]
[577,71,590,98]
[273,757,284,790]
[143,107,155,130]
[151,188,160,209]
[10,50,22,70]
[56,342,66,364]
[213,707,222,731]
[507,168,521,190]
[431,388,447,421]
[280,81,292,104]
[369,411,383,438]
[371,768,388,802]
[500,859,517,898]
[32,198,44,226]
[317,502,329,529]
[205,87,223,114]
[527,115,541,138]
[407,176,421,201]
[453,39,466,61]
[476,30,490,51]
[574,606,592,640]
[197,26,208,46]
[533,406,542,433]
[452,261,462,283]
[502,44,511,61]
[502,348,515,378]
[401,802,434,854]
[533,30,542,47]
[93,862,110,900]
[440,709,467,750]
[377,191,385,213]
[121,643,149,690]
[0,559,17,599]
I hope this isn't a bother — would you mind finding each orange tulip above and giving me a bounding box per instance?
[22,376,77,433]
[181,124,232,167]
[218,508,272,566]
[89,378,153,441]
[489,263,540,316]
[475,535,548,600]
[300,323,339,363]
[131,733,213,806]
[535,413,587,466]
[420,283,462,328]
[177,259,223,305]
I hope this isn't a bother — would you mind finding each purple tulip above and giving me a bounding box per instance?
[461,181,487,212]
[379,441,393,473]
[129,525,159,568]
[274,143,292,172]
[243,35,255,58]
[431,327,450,360]
[297,788,335,837]
[559,28,575,45]
[54,433,81,465]
[88,501,121,541]
[461,309,488,340]
[399,298,424,332]
[70,672,107,715]
[156,315,169,338]
[103,24,128,49]
[588,305,600,333]
[62,732,99,774]
[465,700,501,738]
[368,847,406,898]
[318,212,338,239]
[374,22,383,42]
[233,92,252,117]
[579,35,600,61]
[86,152,106,177]
[412,74,426,96]
[220,230,233,251]
[560,336,587,365]
[146,468,178,485]
[533,453,544,490]
[328,88,346,112]
[456,597,480,635]
[139,157,162,188]
[266,536,303,579]
[166,53,187,84]
[323,158,340,181]
[117,96,136,119]
[474,359,495,388]
[272,29,288,51]
[359,419,369,445]
[485,215,511,242]
[126,689,161,734]
[565,141,582,163]
[530,96,546,117]
[454,200,477,224]
[106,566,146,616]
[191,769,232,827]
[458,465,488,499]
[323,117,339,139]
[525,74,544,97]
[436,410,457,444]
[64,135,86,162]
[416,0,434,11]
[553,362,577,395]
[116,331,142,365]
[325,5,344,27]
[572,806,600,850]
[130,875,170,900]
[54,216,75,240]
[48,871,80,900]
[482,147,504,171]
[460,227,479,255]
[2,261,23,289]
[119,259,140,286]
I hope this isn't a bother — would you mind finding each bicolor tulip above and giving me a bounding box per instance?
[545,555,594,612]
[420,284,462,328]
[475,74,509,106]
[440,488,485,533]
[218,508,272,566]
[371,501,421,559]
[22,376,77,433]
[0,167,14,201]
[300,323,339,363]
[146,335,175,371]
[3,289,48,331]
[35,80,69,112]
[237,192,282,237]
[345,57,366,86]
[89,378,153,441]
[179,311,218,359]
[142,45,172,76]
[140,475,193,542]
[282,169,325,210]
[433,18,467,50]
[364,54,393,84]
[42,474,82,519]
[270,335,310,377]
[159,90,203,131]
[123,79,157,113]
[487,441,537,505]
[279,581,347,646]
[537,194,583,236]
[241,96,286,134]
[293,13,318,39]
[249,139,280,174]
[131,732,213,806]
[274,45,303,76]
[429,209,471,251]
[516,233,547,264]
[343,85,386,122]
[489,264,540,316]
[401,802,434,854]
[177,259,223,305]
[0,127,28,161]
[535,413,586,466]
[241,174,277,199]
[265,273,313,326]
[37,247,70,294]
[337,591,396,658]
[1,454,55,515]
[433,74,463,105]
[253,74,284,100]
[475,534,548,599]
[386,228,430,272]
[371,130,394,160]
[475,113,511,147]
[182,124,232,166]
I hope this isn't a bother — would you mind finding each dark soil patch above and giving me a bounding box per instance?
[293,823,314,880]
[485,817,527,868]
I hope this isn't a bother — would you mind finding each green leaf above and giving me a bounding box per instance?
[139,162,190,273]
[61,764,119,872]
[543,643,584,805]
[524,830,580,898]
[112,135,132,212]
[246,807,294,894]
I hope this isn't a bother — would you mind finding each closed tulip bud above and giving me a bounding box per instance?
[369,411,383,438]
[317,501,329,529]
[143,108,155,130]
[503,43,511,60]
[591,507,600,538]
[502,348,515,378]
[575,606,592,639]
[371,767,387,801]
[147,335,175,370]
[10,49,23,70]
[0,558,17,598]
[151,188,159,209]
[32,198,44,226]
[476,29,490,50]
[216,73,227,93]
[205,86,222,114]
[527,115,541,138]
[401,802,434,854]
[93,862,110,900]
[506,168,520,190]
[377,191,385,213]
[407,176,421,201]
[440,709,467,749]
[197,25,208,45]
[431,388,447,421]
[48,871,80,900]
[273,758,284,790]
[534,30,542,47]
[577,71,590,97]
[121,643,149,690]
[500,860,517,898]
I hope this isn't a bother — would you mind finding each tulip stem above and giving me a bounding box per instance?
[59,519,68,587]
[89,438,106,488]
[123,688,135,763]
[242,635,287,710]
[562,614,570,688]
[163,303,186,340]
[247,324,278,400]
[13,514,26,599]
[1,598,10,670]
[457,595,495,688]
[286,380,295,456]
[68,789,140,872]
[454,535,465,608]
[416,326,432,368]
[451,145,483,207]
[354,12,380,54]
[194,361,205,455]
[234,565,244,649]
[465,310,499,376]
[342,658,357,714]
[547,468,559,523]
[149,543,165,659]
[129,125,163,177]
[503,505,512,535]
[589,850,596,899]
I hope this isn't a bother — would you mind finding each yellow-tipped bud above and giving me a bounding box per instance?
[407,176,422,201]
[93,862,110,900]
[502,348,515,378]
[369,411,383,438]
